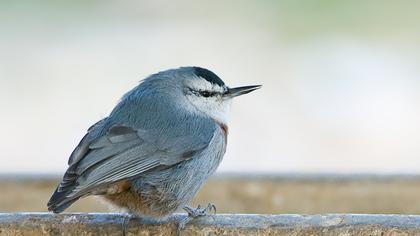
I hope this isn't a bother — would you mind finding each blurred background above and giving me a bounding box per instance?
[1,1,420,213]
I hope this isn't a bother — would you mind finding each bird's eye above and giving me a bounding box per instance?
[200,91,212,97]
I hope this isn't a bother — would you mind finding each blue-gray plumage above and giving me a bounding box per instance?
[48,66,261,219]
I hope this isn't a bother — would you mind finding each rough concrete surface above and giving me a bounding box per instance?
[1,213,420,236]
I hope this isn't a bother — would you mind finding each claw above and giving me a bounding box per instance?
[178,203,217,233]
[206,203,216,214]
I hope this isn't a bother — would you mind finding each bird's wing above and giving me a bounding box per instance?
[67,118,107,166]
[48,117,216,211]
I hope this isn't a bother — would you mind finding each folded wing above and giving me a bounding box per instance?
[47,118,215,213]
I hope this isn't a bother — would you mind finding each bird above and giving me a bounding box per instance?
[47,66,261,222]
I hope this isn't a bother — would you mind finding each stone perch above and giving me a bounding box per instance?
[1,213,420,235]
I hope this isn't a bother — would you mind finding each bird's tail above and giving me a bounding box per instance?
[47,185,80,213]
[47,167,81,213]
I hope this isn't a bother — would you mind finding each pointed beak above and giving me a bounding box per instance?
[224,85,262,98]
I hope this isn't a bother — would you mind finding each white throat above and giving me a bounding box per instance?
[184,79,231,124]
[186,95,232,124]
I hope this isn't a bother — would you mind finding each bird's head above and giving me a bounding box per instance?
[181,67,261,124]
[138,66,261,124]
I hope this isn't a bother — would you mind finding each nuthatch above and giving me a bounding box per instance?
[47,66,261,223]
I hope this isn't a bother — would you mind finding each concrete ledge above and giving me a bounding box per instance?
[1,213,420,235]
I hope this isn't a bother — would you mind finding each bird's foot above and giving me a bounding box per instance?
[183,203,216,218]
[177,203,217,233]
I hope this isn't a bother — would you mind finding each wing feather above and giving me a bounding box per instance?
[48,115,216,213]
[68,118,107,165]
[76,138,142,174]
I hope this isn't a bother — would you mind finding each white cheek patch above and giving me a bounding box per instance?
[186,94,232,124]
[184,77,230,123]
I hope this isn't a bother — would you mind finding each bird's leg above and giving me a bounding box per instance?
[178,203,216,232]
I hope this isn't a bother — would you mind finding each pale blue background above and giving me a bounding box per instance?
[1,1,419,174]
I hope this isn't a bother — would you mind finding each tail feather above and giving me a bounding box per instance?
[47,178,79,213]
[48,196,80,213]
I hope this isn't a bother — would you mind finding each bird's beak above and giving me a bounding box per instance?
[224,85,262,98]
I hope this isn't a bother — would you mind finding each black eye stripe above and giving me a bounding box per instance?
[187,88,219,97]
[187,88,199,96]
[200,91,212,97]
[200,90,220,97]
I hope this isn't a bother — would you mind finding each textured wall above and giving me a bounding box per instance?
[2,174,420,214]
